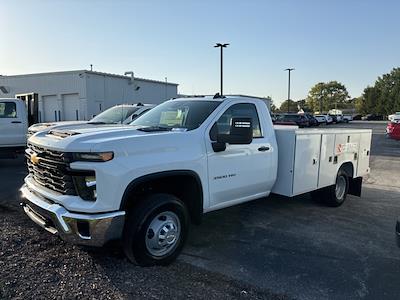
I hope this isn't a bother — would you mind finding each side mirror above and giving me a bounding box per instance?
[217,117,253,144]
[218,117,253,145]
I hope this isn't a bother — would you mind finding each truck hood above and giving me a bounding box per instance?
[28,125,179,152]
[29,121,87,133]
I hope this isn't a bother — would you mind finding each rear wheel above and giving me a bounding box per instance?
[312,169,349,207]
[123,193,189,266]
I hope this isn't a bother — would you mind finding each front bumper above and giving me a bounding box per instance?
[20,184,125,247]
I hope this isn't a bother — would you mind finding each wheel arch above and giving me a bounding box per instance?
[339,161,363,197]
[339,161,354,178]
[120,170,204,224]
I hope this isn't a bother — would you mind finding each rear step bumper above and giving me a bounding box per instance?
[20,184,125,247]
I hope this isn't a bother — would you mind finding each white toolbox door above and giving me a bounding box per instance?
[357,132,372,177]
[318,133,336,188]
[293,134,321,195]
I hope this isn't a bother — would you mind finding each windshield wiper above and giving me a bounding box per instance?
[137,126,172,132]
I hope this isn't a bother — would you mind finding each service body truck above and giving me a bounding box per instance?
[20,96,372,266]
[0,98,28,158]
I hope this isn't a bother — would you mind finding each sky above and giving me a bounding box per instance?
[1,0,400,106]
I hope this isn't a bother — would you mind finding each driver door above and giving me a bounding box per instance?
[205,102,272,209]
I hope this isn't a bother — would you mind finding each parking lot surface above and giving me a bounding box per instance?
[1,121,399,299]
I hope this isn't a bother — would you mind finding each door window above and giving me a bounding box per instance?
[211,103,262,139]
[0,102,17,118]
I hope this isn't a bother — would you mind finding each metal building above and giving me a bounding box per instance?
[0,70,178,122]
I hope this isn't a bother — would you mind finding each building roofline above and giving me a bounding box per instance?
[0,70,179,86]
[178,94,271,100]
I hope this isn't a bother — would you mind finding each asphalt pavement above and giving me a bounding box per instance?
[181,121,400,300]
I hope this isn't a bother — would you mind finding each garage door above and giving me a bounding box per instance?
[42,95,59,122]
[62,94,80,121]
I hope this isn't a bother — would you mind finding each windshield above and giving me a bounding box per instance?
[130,100,221,130]
[89,106,139,124]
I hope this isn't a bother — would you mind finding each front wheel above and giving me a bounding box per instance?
[123,193,189,266]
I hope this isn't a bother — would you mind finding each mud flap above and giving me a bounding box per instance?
[349,177,362,197]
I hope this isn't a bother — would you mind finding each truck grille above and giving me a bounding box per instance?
[26,144,77,195]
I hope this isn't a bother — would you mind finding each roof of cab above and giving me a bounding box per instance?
[172,94,268,102]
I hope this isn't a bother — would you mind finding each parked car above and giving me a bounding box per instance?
[388,112,400,122]
[386,122,400,140]
[362,114,384,121]
[314,114,333,124]
[273,113,309,127]
[329,114,338,123]
[303,114,319,127]
[352,114,362,120]
[28,103,155,137]
[342,115,352,123]
[21,95,372,266]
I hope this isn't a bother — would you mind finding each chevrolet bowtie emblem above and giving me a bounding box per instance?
[30,153,40,165]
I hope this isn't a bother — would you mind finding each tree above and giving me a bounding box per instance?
[295,99,312,112]
[306,81,350,113]
[279,100,297,112]
[357,68,400,115]
[270,101,279,113]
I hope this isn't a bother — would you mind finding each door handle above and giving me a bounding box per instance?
[11,121,22,124]
[258,146,270,152]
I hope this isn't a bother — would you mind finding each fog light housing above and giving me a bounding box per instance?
[73,172,97,201]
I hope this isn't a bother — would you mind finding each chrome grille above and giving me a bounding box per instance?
[26,144,76,195]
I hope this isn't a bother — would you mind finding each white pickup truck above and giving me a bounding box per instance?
[27,103,155,138]
[20,96,372,266]
[0,98,28,158]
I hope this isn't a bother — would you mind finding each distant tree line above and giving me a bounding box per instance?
[271,67,400,115]
[355,67,400,115]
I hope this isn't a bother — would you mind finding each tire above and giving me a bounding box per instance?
[321,169,349,207]
[123,193,189,266]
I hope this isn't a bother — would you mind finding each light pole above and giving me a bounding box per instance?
[284,68,295,112]
[214,43,229,96]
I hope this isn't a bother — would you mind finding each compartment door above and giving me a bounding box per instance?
[318,134,336,188]
[293,134,321,195]
[356,132,372,177]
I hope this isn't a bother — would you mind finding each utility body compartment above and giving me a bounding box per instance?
[271,126,372,197]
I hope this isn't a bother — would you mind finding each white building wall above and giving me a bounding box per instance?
[85,73,178,118]
[0,70,178,122]
[0,72,87,122]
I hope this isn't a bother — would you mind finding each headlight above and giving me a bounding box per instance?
[73,152,114,162]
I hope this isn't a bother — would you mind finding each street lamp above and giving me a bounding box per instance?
[284,68,295,112]
[214,43,229,96]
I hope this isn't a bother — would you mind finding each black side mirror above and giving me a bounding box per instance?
[218,117,253,145]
